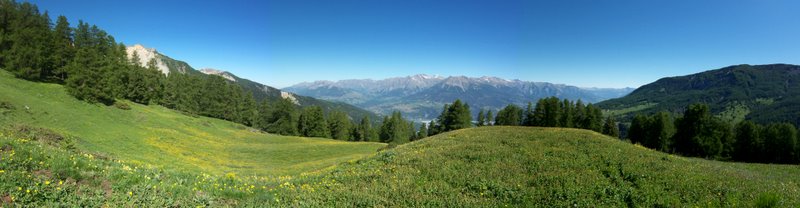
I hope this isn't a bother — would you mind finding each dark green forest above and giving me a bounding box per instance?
[629,103,800,164]
[598,64,800,127]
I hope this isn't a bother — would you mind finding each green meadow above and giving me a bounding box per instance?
[0,70,385,177]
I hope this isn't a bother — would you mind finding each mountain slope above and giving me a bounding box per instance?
[598,64,800,125]
[0,69,384,176]
[126,44,380,121]
[284,75,634,121]
[266,126,800,207]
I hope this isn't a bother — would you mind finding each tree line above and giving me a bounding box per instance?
[425,97,619,138]
[629,103,799,164]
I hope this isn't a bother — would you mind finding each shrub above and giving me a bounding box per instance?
[114,102,131,110]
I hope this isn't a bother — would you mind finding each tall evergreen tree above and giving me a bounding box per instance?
[477,109,485,127]
[356,116,373,142]
[379,111,412,144]
[628,114,648,145]
[762,123,797,163]
[733,120,761,162]
[51,15,73,81]
[298,106,329,138]
[265,98,298,136]
[418,122,428,139]
[523,102,536,126]
[438,99,472,132]
[673,103,731,158]
[486,110,493,126]
[602,116,620,138]
[328,109,351,140]
[495,104,522,126]
[646,112,675,152]
[559,99,574,128]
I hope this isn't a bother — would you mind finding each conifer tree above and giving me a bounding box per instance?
[477,109,485,127]
[265,98,298,136]
[602,116,620,138]
[328,109,351,140]
[418,122,428,139]
[486,110,493,126]
[298,106,329,138]
[495,104,522,126]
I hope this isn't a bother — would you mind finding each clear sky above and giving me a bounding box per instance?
[29,0,800,88]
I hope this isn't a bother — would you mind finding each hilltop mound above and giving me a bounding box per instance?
[269,126,800,207]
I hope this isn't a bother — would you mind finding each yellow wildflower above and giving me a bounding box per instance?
[128,191,133,196]
[45,180,50,185]
[59,180,63,185]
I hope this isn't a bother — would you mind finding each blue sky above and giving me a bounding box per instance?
[29,0,800,88]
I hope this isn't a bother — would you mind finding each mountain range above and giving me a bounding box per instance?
[126,44,380,121]
[284,75,634,121]
[597,64,800,126]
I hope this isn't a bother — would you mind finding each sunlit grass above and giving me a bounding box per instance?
[0,70,385,177]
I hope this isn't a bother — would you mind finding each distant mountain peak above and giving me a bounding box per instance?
[125,44,171,75]
[410,74,443,80]
[199,68,236,82]
[284,74,634,121]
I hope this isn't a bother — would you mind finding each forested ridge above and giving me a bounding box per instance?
[0,0,376,142]
[598,64,800,127]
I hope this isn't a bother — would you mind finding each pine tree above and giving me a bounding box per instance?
[762,123,797,163]
[673,103,731,158]
[602,116,619,138]
[379,111,412,144]
[523,102,536,126]
[733,120,761,162]
[628,114,647,145]
[559,99,574,128]
[495,104,522,126]
[356,116,373,141]
[437,99,471,132]
[51,15,73,82]
[477,109,485,127]
[6,4,53,80]
[266,98,298,136]
[328,110,351,140]
[298,106,329,138]
[235,90,257,126]
[418,122,428,139]
[486,110,493,126]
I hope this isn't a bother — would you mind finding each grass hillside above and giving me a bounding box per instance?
[0,70,385,177]
[270,127,800,207]
[598,64,800,126]
[1,123,798,206]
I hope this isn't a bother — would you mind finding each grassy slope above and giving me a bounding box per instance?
[1,124,798,206]
[0,70,384,177]
[270,127,800,207]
